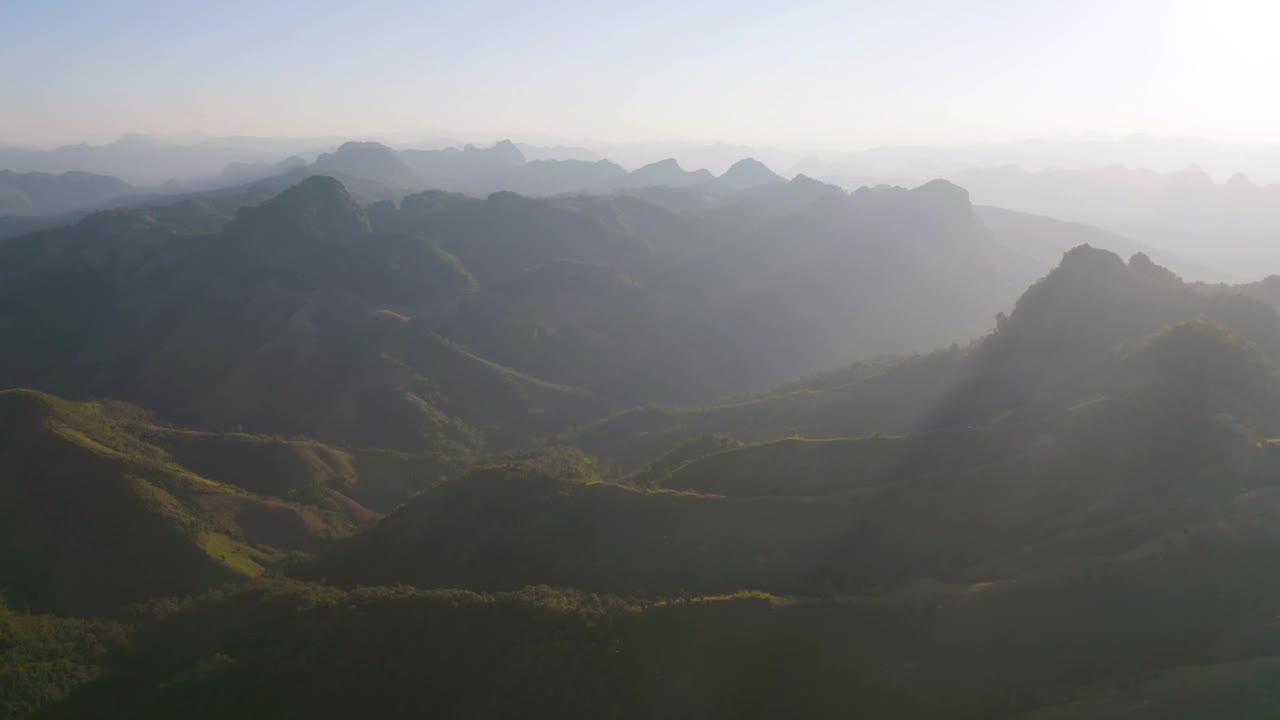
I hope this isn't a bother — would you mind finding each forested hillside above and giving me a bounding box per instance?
[5,176,1280,719]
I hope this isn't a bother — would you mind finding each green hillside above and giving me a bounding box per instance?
[297,247,1280,704]
[16,548,1280,720]
[9,176,1280,717]
[0,390,416,615]
[307,449,852,595]
[8,580,965,719]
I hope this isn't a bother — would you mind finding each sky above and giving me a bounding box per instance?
[3,0,1280,149]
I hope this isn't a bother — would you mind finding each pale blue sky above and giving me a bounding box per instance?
[2,0,1277,148]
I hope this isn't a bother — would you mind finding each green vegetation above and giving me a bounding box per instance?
[8,579,973,719]
[9,177,1280,716]
[0,599,126,719]
[0,390,424,615]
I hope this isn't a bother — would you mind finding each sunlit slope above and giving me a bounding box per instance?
[139,426,441,514]
[311,335,1280,597]
[333,249,1280,599]
[573,245,1280,469]
[0,390,390,614]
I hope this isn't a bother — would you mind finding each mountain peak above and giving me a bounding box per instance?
[462,139,526,165]
[622,158,714,188]
[272,174,362,207]
[714,158,784,191]
[313,142,418,185]
[1128,251,1181,283]
[1168,164,1214,190]
[335,140,393,153]
[1225,172,1257,192]
[226,176,371,258]
[912,178,969,203]
[1057,243,1127,274]
[723,157,778,177]
[789,173,844,195]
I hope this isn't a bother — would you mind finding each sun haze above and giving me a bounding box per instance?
[3,0,1277,148]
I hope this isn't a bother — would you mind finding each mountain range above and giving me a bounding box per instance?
[9,236,1280,718]
[0,172,1079,429]
[19,135,1280,289]
[7,162,1280,717]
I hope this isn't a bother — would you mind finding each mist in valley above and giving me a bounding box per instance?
[5,2,1280,718]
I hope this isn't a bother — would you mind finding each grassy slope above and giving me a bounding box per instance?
[313,316,1280,601]
[0,390,368,614]
[137,426,444,515]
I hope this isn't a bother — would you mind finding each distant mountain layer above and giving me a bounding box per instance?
[30,132,1280,286]
[948,165,1280,280]
[0,170,133,215]
[801,134,1280,183]
[303,139,792,199]
[0,133,343,185]
[0,173,1067,454]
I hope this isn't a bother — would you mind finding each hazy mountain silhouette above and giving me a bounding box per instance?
[602,158,715,191]
[0,170,134,216]
[705,157,785,192]
[802,134,1280,183]
[949,164,1280,279]
[514,142,600,161]
[0,133,341,185]
[219,154,307,184]
[312,142,421,188]
[0,173,1064,447]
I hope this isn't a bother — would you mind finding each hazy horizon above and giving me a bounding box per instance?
[14,3,1280,716]
[3,128,1278,157]
[6,0,1280,149]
